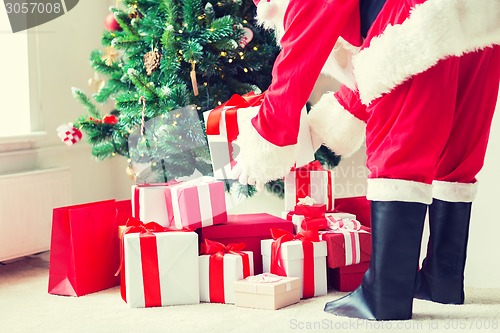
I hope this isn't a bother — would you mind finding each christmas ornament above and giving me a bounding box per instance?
[88,73,105,93]
[57,123,82,146]
[102,114,119,124]
[190,61,199,96]
[128,8,143,20]
[102,46,120,66]
[239,27,254,48]
[104,13,121,32]
[143,50,162,76]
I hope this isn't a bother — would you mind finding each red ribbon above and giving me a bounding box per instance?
[269,228,320,299]
[117,217,191,307]
[292,161,334,211]
[206,92,265,168]
[200,239,251,303]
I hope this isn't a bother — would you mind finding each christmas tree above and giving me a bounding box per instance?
[70,0,340,197]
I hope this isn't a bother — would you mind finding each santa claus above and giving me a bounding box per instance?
[233,0,500,321]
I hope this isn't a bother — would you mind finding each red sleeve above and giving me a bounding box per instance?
[335,85,369,123]
[251,0,360,147]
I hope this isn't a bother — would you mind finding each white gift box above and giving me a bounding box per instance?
[123,231,200,308]
[199,251,254,304]
[261,239,327,299]
[131,183,172,227]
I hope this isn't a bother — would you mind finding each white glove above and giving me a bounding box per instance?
[230,106,298,191]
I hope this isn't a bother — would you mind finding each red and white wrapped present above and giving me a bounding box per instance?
[203,93,264,179]
[261,228,327,299]
[199,239,254,304]
[319,217,372,269]
[118,217,200,308]
[204,93,314,180]
[131,181,179,227]
[164,177,227,229]
[283,211,357,234]
[284,161,335,212]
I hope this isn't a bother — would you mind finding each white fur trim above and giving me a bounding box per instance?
[432,180,478,203]
[367,178,433,204]
[353,0,500,105]
[321,38,360,90]
[255,0,289,43]
[308,93,366,158]
[235,106,298,183]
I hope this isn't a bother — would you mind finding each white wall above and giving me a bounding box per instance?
[29,0,134,204]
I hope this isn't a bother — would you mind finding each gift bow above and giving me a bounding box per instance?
[269,228,319,298]
[244,273,283,283]
[297,196,317,206]
[115,217,191,276]
[326,217,364,232]
[200,239,251,303]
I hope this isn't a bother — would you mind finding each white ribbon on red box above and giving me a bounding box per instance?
[320,216,370,266]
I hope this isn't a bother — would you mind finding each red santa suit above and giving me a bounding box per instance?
[235,0,500,206]
[234,0,500,320]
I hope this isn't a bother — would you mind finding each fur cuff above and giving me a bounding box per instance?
[236,107,298,183]
[354,0,500,105]
[432,180,478,203]
[367,178,433,204]
[308,93,366,158]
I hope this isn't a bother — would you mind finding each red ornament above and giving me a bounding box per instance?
[103,114,118,125]
[104,13,121,32]
[57,123,82,146]
[239,27,254,48]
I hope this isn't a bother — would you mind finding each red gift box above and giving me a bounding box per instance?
[293,203,327,218]
[328,262,370,292]
[320,223,371,269]
[334,196,371,228]
[198,213,293,275]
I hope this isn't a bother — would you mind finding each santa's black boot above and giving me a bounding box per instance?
[414,199,472,304]
[324,201,426,320]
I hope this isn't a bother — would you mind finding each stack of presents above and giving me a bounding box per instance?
[48,94,372,310]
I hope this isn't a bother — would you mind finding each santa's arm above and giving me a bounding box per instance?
[236,0,360,186]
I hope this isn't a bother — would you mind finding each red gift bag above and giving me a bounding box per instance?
[48,199,131,296]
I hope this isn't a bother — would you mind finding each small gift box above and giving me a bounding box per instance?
[199,239,254,304]
[293,196,327,217]
[233,273,301,310]
[284,161,335,211]
[261,228,327,299]
[328,262,370,292]
[319,218,371,269]
[131,181,179,227]
[199,213,293,275]
[119,217,199,308]
[203,93,265,180]
[164,176,227,229]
